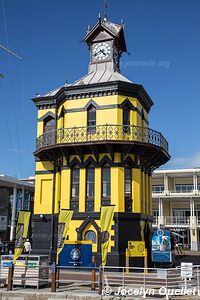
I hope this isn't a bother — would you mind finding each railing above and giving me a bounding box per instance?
[3,261,200,298]
[36,124,169,152]
[152,190,200,196]
[153,216,190,226]
[101,265,200,299]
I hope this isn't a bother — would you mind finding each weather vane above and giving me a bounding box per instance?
[104,0,108,21]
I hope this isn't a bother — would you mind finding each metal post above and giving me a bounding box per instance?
[51,262,56,292]
[197,266,200,295]
[7,262,14,291]
[10,186,17,241]
[91,256,96,290]
[98,265,103,295]
[125,248,129,274]
[21,187,25,210]
[50,163,56,264]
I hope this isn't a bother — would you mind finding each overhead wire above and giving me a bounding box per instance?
[1,0,23,178]
[0,81,17,176]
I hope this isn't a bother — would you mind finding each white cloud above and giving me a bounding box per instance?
[167,151,200,168]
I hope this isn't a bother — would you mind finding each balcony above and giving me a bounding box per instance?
[153,216,200,228]
[34,125,170,167]
[152,190,200,198]
[153,216,190,227]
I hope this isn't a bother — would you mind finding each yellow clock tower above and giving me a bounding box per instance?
[32,16,170,266]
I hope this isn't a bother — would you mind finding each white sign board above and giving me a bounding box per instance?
[157,269,167,280]
[181,262,193,279]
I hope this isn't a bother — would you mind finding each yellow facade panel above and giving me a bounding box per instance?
[132,168,141,213]
[36,161,53,171]
[60,169,71,210]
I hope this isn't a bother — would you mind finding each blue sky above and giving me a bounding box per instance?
[0,0,200,178]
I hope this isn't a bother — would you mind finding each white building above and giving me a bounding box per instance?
[152,168,200,251]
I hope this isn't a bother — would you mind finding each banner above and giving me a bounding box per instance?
[100,205,115,266]
[56,209,73,263]
[151,229,172,263]
[14,211,31,263]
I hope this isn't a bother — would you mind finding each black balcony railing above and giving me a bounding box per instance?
[36,124,169,153]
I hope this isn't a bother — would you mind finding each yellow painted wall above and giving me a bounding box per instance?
[60,169,71,209]
[111,167,124,212]
[36,161,53,171]
[95,168,101,212]
[34,174,53,214]
[132,168,141,213]
[79,168,86,212]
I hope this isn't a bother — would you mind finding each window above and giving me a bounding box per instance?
[87,105,96,133]
[43,116,56,145]
[86,168,95,212]
[175,185,193,193]
[84,230,97,244]
[123,108,130,133]
[152,185,164,193]
[86,168,95,198]
[71,169,80,198]
[125,167,132,212]
[44,116,55,133]
[102,167,110,197]
[125,168,132,198]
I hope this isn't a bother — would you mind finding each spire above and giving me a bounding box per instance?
[104,0,108,21]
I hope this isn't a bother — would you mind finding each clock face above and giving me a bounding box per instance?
[91,41,112,62]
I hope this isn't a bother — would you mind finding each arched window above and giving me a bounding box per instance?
[87,105,96,134]
[123,107,130,133]
[44,116,56,133]
[84,230,97,244]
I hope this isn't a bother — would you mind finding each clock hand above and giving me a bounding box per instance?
[100,49,106,55]
[94,50,102,56]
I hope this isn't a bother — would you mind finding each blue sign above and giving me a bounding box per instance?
[59,243,93,268]
[151,229,172,263]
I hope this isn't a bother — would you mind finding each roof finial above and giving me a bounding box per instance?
[104,0,108,21]
[98,12,101,23]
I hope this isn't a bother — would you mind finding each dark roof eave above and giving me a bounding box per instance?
[32,81,154,112]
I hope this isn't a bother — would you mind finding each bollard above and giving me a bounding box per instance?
[7,262,14,291]
[91,255,96,290]
[51,262,57,292]
[56,265,60,289]
[98,265,103,295]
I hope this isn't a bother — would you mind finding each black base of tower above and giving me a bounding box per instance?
[31,212,152,267]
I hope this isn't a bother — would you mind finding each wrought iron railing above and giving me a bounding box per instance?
[36,124,169,152]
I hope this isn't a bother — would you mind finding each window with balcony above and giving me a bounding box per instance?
[87,105,96,134]
[125,167,132,212]
[44,116,55,133]
[123,108,130,133]
[43,116,56,145]
[70,168,80,211]
[175,185,193,193]
[152,185,164,193]
[86,168,95,212]
[102,167,110,205]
